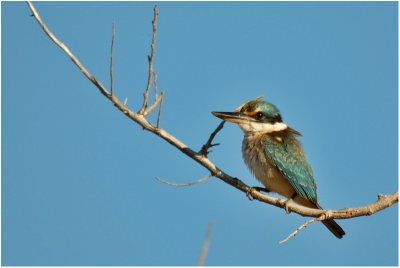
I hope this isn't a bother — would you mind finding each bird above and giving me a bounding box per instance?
[212,98,345,239]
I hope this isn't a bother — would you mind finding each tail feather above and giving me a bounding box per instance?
[293,195,346,239]
[316,203,345,239]
[321,218,345,239]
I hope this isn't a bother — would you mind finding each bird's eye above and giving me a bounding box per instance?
[256,112,264,119]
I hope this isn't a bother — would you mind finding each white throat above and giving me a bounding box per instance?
[238,121,288,134]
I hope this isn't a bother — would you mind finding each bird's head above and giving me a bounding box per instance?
[212,99,288,134]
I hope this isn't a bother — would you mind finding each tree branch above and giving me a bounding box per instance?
[27,1,398,241]
[26,1,110,98]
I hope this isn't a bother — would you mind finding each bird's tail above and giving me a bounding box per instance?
[321,218,345,239]
[294,196,346,238]
[317,204,345,239]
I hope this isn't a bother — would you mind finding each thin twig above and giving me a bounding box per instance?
[197,222,213,266]
[155,174,212,187]
[279,215,324,244]
[200,121,225,156]
[199,95,261,157]
[143,93,163,116]
[110,20,115,95]
[139,5,158,114]
[142,71,163,116]
[154,73,159,97]
[156,91,164,128]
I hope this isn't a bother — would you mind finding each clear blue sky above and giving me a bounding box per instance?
[2,1,398,265]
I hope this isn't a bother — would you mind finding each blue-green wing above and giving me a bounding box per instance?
[262,135,317,203]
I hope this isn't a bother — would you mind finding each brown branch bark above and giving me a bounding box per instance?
[27,1,398,240]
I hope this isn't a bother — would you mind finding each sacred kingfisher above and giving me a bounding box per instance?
[212,98,345,239]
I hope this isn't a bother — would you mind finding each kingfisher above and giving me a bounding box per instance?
[212,98,345,239]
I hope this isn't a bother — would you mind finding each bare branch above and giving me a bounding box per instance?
[199,121,225,156]
[156,91,164,128]
[155,174,212,187]
[245,189,398,220]
[197,222,213,266]
[110,20,115,95]
[279,215,325,244]
[26,1,110,97]
[139,5,158,115]
[28,2,398,241]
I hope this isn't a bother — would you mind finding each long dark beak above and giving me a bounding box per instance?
[211,111,255,123]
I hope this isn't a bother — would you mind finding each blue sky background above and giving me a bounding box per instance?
[2,1,398,265]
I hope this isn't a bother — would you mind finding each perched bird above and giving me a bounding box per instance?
[212,98,345,239]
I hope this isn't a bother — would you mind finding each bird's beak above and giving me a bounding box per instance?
[212,111,255,124]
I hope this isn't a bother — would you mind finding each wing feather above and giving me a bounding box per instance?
[262,133,317,203]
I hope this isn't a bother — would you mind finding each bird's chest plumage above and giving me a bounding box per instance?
[242,133,295,198]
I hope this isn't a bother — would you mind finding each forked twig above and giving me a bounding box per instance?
[139,5,158,114]
[143,93,163,116]
[200,121,225,156]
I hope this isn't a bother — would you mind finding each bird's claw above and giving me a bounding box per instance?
[283,198,292,214]
[246,188,255,201]
[246,186,270,201]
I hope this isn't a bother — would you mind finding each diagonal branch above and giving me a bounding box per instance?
[26,1,110,98]
[27,1,398,241]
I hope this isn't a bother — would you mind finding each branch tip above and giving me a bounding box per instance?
[139,3,158,114]
[155,174,212,187]
[110,20,116,95]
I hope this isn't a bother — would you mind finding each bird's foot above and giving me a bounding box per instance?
[283,198,292,214]
[246,186,270,201]
[283,192,298,214]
